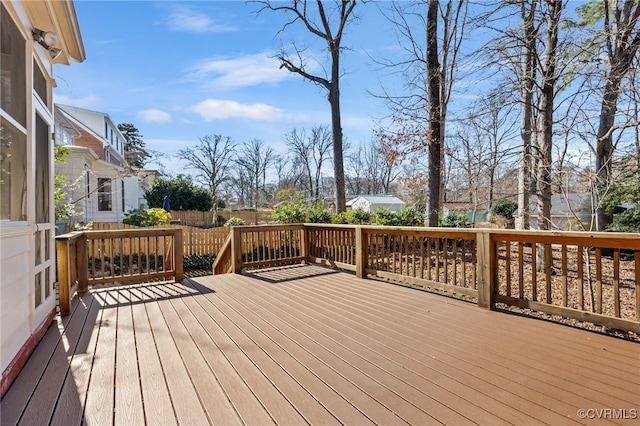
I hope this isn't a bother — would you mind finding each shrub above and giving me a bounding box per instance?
[395,207,424,226]
[608,205,640,233]
[224,217,246,227]
[346,208,372,224]
[439,212,468,228]
[491,199,518,220]
[331,212,349,224]
[271,203,307,224]
[375,207,423,226]
[122,208,171,227]
[374,208,397,226]
[307,205,332,223]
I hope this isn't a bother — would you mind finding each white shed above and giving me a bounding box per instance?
[346,195,406,213]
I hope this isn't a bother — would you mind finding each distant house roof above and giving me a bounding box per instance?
[529,192,592,216]
[347,195,405,206]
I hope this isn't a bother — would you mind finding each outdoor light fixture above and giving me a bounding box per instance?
[32,28,62,60]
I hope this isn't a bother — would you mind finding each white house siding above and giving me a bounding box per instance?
[0,230,32,374]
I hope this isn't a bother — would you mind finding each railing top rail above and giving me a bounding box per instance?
[84,228,181,239]
[488,229,640,249]
[235,224,306,232]
[55,231,85,242]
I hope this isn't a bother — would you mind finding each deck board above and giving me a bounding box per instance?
[2,265,638,426]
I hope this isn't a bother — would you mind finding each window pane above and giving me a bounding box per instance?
[1,4,27,126]
[0,118,27,221]
[45,267,51,298]
[98,177,112,211]
[35,114,50,223]
[35,230,42,266]
[33,59,47,105]
[35,272,42,307]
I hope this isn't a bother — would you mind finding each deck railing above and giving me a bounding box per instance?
[213,224,639,333]
[56,228,183,315]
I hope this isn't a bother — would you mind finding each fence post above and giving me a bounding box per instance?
[55,236,72,316]
[476,230,495,309]
[231,227,242,273]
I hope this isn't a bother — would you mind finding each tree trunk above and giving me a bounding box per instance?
[330,48,346,213]
[536,0,561,232]
[426,0,442,227]
[517,0,537,230]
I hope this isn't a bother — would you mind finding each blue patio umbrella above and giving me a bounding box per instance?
[162,196,171,212]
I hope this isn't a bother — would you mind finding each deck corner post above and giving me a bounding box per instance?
[355,226,367,278]
[231,226,242,274]
[476,230,495,310]
[55,236,71,316]
[174,228,184,282]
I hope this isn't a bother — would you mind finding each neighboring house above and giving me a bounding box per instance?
[527,192,593,231]
[0,0,85,397]
[54,104,155,227]
[347,195,406,213]
[442,202,488,224]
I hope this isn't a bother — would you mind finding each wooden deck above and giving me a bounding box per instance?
[2,265,638,425]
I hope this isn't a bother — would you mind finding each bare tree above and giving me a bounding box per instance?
[591,0,640,230]
[376,0,468,225]
[176,134,235,209]
[284,125,332,204]
[235,139,275,208]
[255,0,358,213]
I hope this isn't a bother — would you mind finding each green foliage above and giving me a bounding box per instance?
[183,254,216,272]
[54,145,81,222]
[307,205,332,223]
[601,172,639,215]
[374,207,397,226]
[346,208,372,224]
[122,208,171,227]
[144,175,213,211]
[331,212,349,224]
[439,212,468,228]
[271,203,307,224]
[375,207,423,226]
[491,199,518,220]
[607,205,640,233]
[224,217,246,227]
[118,123,150,168]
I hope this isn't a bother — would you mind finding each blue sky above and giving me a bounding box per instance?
[53,1,402,176]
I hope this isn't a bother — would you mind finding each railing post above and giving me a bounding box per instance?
[77,235,88,293]
[231,227,242,274]
[55,236,72,316]
[355,226,368,278]
[300,225,309,264]
[476,230,495,309]
[174,228,184,282]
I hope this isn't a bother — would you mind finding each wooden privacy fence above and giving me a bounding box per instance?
[213,224,640,333]
[84,222,229,257]
[170,210,272,226]
[56,228,183,315]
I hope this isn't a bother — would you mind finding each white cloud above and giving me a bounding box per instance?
[192,99,285,121]
[187,52,293,89]
[53,93,98,107]
[137,109,172,123]
[166,5,236,33]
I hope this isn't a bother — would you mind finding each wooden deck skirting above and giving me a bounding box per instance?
[213,224,640,334]
[2,266,638,425]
